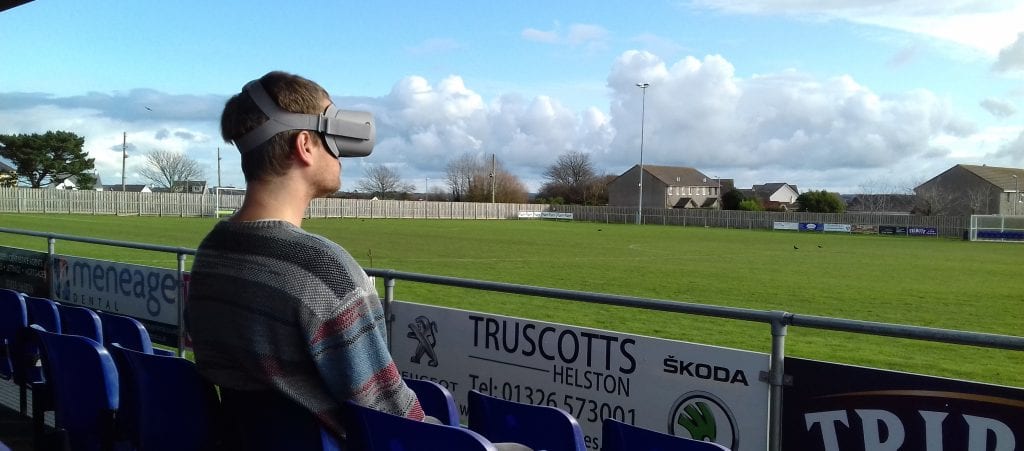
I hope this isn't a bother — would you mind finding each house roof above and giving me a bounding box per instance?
[673,197,698,208]
[0,160,14,172]
[846,194,917,212]
[752,182,799,198]
[641,165,716,187]
[103,184,149,192]
[959,164,1024,191]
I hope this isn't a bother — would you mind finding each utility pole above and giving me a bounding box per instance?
[490,154,496,203]
[217,147,222,188]
[121,132,127,191]
[635,82,650,224]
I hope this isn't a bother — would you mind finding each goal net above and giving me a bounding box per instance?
[969,215,1024,242]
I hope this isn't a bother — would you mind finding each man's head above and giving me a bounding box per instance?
[221,71,330,182]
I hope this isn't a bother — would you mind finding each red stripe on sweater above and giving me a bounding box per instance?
[310,301,366,345]
[355,363,425,421]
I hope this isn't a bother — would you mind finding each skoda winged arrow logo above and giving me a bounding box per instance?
[668,391,738,450]
[406,315,439,367]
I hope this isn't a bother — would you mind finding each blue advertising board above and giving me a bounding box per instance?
[800,223,825,232]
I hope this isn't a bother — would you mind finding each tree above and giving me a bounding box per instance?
[0,131,95,188]
[964,184,995,214]
[797,190,846,213]
[721,189,745,210]
[539,151,603,205]
[445,153,484,201]
[356,164,415,199]
[738,199,764,211]
[444,153,528,203]
[138,149,205,189]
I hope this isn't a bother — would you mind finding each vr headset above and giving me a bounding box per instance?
[232,79,375,158]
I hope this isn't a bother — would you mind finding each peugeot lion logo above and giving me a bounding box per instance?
[668,391,739,450]
[406,315,439,367]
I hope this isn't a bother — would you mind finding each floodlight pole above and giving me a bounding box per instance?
[121,132,127,191]
[636,82,649,225]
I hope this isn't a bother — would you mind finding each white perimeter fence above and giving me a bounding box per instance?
[0,187,970,238]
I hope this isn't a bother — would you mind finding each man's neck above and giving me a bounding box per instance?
[232,178,312,227]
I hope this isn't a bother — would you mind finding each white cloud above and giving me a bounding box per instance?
[994,32,1024,72]
[4,49,1019,193]
[980,98,1018,117]
[520,23,609,49]
[691,0,1024,56]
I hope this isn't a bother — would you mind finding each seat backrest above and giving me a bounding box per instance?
[57,304,103,343]
[344,400,497,451]
[601,418,731,451]
[109,343,219,451]
[468,390,585,451]
[97,311,153,354]
[218,387,341,451]
[403,377,460,426]
[0,289,28,379]
[24,296,61,333]
[32,325,119,451]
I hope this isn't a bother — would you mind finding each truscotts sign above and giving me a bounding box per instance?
[782,357,1022,451]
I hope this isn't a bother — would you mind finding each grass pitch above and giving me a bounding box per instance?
[1,213,1021,387]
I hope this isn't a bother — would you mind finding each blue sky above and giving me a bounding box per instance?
[2,0,1023,194]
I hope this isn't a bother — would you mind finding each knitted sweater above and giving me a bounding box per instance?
[186,220,423,435]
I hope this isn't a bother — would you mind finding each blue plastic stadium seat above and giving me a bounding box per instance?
[344,400,497,451]
[468,390,585,451]
[32,325,121,451]
[403,377,460,426]
[109,343,221,451]
[57,303,103,343]
[0,288,28,381]
[601,418,731,451]
[24,296,61,333]
[97,311,155,354]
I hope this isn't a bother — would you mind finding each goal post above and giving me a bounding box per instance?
[969,215,1024,242]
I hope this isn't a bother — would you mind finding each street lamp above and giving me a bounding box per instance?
[635,82,649,225]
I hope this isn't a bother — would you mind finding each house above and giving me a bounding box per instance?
[103,184,152,193]
[0,160,16,187]
[608,165,723,209]
[170,180,208,194]
[845,194,917,215]
[915,164,1024,216]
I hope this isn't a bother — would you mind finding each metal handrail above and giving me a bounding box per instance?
[2,226,1022,451]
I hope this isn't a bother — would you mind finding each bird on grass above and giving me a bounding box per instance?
[793,244,799,250]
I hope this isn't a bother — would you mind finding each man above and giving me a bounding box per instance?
[186,71,423,439]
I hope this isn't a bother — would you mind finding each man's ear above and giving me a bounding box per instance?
[292,131,318,167]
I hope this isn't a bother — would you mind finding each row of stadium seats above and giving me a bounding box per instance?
[0,288,729,451]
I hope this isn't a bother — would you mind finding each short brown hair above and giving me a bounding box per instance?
[221,71,329,182]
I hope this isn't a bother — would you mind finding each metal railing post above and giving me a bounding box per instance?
[383,272,396,349]
[177,252,187,357]
[768,312,791,451]
[47,238,56,298]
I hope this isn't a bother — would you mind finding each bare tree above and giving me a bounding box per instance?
[965,184,995,214]
[913,183,955,216]
[445,153,485,201]
[356,164,415,199]
[138,150,205,189]
[539,151,600,205]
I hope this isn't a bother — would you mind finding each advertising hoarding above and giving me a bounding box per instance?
[0,246,48,297]
[391,301,770,451]
[782,357,1023,451]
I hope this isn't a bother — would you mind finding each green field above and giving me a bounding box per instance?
[1,213,1021,387]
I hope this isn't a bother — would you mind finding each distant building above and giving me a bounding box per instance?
[608,165,723,209]
[170,180,208,194]
[915,164,1024,216]
[845,194,917,215]
[0,160,16,187]
[103,184,152,193]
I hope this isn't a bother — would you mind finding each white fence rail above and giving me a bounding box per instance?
[0,187,969,237]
